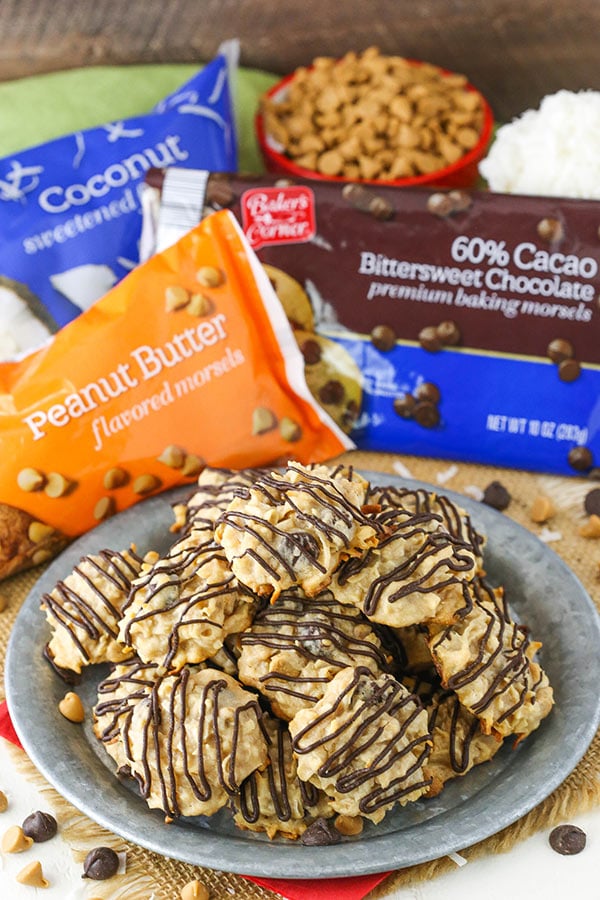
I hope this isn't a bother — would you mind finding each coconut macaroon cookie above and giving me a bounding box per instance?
[232,715,333,840]
[428,577,554,741]
[41,547,145,675]
[423,689,504,797]
[215,462,381,600]
[170,466,263,535]
[330,502,479,628]
[288,666,432,823]
[237,589,390,721]
[125,666,269,819]
[92,657,161,772]
[119,537,256,672]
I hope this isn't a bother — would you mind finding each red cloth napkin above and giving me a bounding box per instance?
[0,699,390,899]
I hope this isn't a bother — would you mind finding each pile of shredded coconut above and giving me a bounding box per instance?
[479,90,600,199]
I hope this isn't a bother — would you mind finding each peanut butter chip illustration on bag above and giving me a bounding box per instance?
[0,210,351,581]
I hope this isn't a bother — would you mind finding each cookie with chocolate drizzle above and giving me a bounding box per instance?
[233,715,333,839]
[237,588,390,721]
[125,666,269,819]
[289,666,432,824]
[41,546,145,675]
[215,462,382,600]
[428,577,554,741]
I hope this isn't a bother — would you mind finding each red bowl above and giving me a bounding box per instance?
[255,61,494,190]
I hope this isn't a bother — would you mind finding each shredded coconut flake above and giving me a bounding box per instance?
[480,90,600,199]
[539,527,563,543]
[463,484,484,502]
[448,850,468,867]
[392,460,413,479]
[436,464,458,484]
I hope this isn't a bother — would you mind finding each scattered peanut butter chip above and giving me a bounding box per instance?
[27,521,55,544]
[181,879,211,900]
[44,472,73,498]
[2,824,34,853]
[529,495,555,524]
[252,406,278,435]
[58,691,85,723]
[196,265,224,288]
[16,859,49,888]
[157,445,186,469]
[17,467,46,492]
[165,285,190,312]
[0,790,8,812]
[103,466,129,490]
[334,814,364,836]
[93,496,115,522]
[132,473,162,495]
[279,417,302,442]
[187,293,213,316]
[181,454,205,478]
[578,514,600,539]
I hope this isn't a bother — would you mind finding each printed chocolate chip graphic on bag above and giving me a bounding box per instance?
[295,330,363,433]
[142,169,600,478]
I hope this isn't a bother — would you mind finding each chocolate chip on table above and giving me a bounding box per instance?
[568,446,594,472]
[418,325,442,352]
[482,480,512,511]
[584,488,600,516]
[300,816,342,846]
[415,381,441,404]
[414,401,440,429]
[547,338,574,363]
[393,392,416,419]
[22,810,57,843]
[549,824,587,855]
[82,846,120,880]
[436,319,461,346]
[558,358,581,382]
[370,323,397,352]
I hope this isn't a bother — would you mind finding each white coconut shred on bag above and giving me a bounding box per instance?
[479,90,600,199]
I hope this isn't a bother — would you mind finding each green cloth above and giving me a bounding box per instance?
[0,64,278,171]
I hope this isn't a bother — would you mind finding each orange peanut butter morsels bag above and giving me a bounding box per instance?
[0,209,352,580]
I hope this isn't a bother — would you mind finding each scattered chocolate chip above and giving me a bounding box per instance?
[82,846,120,880]
[415,381,441,404]
[537,217,564,243]
[300,338,322,365]
[300,817,341,846]
[418,326,442,352]
[549,824,586,855]
[584,488,600,516]
[414,401,440,429]
[482,480,511,511]
[318,379,345,405]
[22,811,57,843]
[547,338,574,363]
[427,192,454,217]
[436,319,461,346]
[370,324,396,352]
[393,392,416,419]
[568,446,594,472]
[558,358,581,382]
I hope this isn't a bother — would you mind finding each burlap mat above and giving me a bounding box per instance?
[1,449,599,900]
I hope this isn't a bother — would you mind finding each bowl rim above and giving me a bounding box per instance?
[255,59,494,188]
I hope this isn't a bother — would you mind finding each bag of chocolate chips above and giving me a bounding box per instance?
[142,168,600,478]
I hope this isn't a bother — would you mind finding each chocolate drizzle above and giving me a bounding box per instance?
[41,548,144,664]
